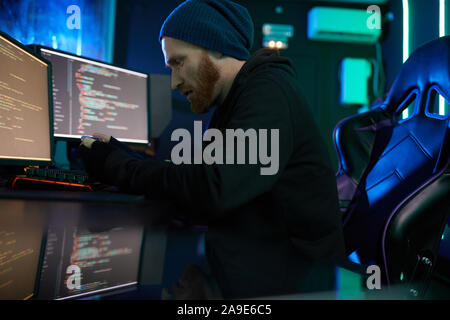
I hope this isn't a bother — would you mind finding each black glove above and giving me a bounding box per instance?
[78,141,117,183]
[109,136,146,160]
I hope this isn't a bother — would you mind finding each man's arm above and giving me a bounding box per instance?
[85,78,294,219]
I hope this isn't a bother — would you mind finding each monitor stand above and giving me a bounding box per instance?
[54,140,71,170]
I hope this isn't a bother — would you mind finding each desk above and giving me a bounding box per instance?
[0,187,206,300]
[6,188,447,301]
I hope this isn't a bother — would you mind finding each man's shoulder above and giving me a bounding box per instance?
[246,63,296,83]
[236,64,301,105]
[238,61,298,95]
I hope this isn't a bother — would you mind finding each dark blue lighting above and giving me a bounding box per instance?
[0,0,115,62]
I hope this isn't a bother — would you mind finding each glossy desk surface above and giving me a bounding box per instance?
[0,187,205,300]
[2,187,449,301]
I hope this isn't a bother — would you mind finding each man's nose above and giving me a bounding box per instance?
[171,73,183,91]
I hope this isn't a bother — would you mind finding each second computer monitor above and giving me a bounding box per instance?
[39,47,149,144]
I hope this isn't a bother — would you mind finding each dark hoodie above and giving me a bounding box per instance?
[79,48,345,299]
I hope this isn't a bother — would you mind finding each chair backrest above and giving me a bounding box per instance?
[333,36,450,288]
[383,168,450,294]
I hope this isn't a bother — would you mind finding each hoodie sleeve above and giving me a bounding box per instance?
[102,77,294,220]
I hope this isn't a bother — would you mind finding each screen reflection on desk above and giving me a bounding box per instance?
[0,201,46,300]
[37,218,143,300]
[0,195,169,300]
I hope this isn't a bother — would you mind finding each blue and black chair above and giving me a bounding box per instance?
[333,36,450,298]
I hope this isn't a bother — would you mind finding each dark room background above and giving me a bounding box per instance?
[0,0,447,170]
[112,0,448,171]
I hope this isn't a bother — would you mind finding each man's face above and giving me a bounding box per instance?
[162,37,220,114]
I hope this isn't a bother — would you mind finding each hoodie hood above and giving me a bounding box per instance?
[217,48,297,112]
[236,48,297,84]
[210,48,298,130]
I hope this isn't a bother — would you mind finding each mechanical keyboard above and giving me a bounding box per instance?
[8,167,106,192]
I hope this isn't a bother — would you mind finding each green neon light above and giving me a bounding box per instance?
[402,0,410,119]
[440,0,446,37]
[340,58,371,106]
[440,0,446,115]
[402,0,409,63]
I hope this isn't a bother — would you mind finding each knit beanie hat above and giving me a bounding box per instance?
[159,0,254,60]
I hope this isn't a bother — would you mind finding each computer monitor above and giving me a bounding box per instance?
[0,31,53,166]
[37,223,144,300]
[34,46,150,145]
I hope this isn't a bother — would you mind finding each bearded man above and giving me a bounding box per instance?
[79,0,345,299]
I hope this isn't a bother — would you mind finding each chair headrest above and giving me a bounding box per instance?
[383,35,450,116]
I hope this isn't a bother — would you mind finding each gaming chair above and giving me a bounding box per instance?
[333,35,450,298]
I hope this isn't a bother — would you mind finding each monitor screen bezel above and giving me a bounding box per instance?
[31,226,49,300]
[0,31,54,167]
[31,45,151,147]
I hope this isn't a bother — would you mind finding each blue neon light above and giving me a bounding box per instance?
[0,0,115,62]
[348,251,361,264]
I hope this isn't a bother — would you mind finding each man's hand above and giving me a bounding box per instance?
[78,133,116,182]
[80,133,111,149]
[93,133,111,143]
[80,137,97,149]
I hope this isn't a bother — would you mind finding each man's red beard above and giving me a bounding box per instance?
[189,52,220,114]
